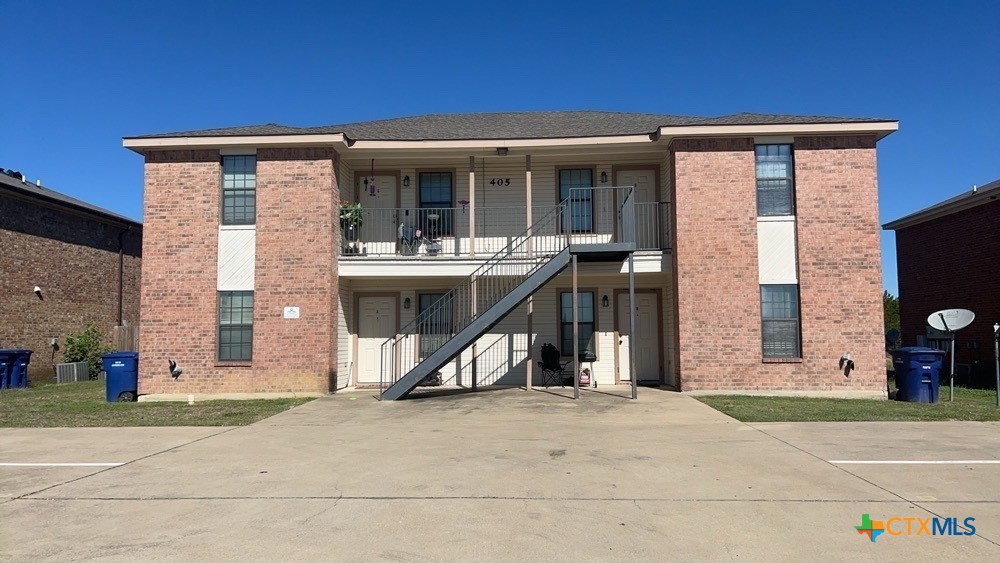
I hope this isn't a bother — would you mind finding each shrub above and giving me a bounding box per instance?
[63,323,112,377]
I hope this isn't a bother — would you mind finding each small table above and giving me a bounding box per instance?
[425,213,441,255]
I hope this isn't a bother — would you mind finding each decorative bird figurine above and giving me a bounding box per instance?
[839,353,855,377]
[168,359,183,379]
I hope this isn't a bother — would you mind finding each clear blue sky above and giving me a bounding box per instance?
[2,1,997,294]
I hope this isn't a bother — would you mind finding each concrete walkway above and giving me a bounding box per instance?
[2,387,998,560]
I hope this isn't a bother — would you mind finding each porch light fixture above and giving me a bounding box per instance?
[602,295,609,308]
[403,297,411,309]
[496,147,508,156]
[403,175,410,187]
[600,171,608,184]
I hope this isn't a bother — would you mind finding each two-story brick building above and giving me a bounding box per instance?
[0,169,142,383]
[884,177,999,387]
[124,111,897,399]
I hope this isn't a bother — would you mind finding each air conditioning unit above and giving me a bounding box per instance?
[54,362,90,383]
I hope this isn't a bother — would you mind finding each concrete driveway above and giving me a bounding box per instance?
[2,387,998,561]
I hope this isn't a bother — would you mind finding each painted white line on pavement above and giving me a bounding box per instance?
[830,460,1000,465]
[0,462,125,467]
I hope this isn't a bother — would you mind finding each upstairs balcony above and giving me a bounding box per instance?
[339,193,673,260]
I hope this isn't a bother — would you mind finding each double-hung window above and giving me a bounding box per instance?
[760,285,800,358]
[222,155,256,225]
[218,291,254,361]
[559,291,596,357]
[418,293,452,359]
[418,172,453,237]
[559,169,594,232]
[755,145,794,216]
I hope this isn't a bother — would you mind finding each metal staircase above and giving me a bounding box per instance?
[379,187,636,400]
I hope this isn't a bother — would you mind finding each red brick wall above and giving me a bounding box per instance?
[253,148,340,392]
[138,148,341,394]
[0,192,141,383]
[139,150,223,394]
[896,199,1000,368]
[672,135,885,392]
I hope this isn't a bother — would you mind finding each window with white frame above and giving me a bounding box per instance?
[559,291,596,357]
[755,145,794,216]
[218,291,254,361]
[418,172,453,237]
[760,284,800,358]
[222,155,256,225]
[559,168,594,232]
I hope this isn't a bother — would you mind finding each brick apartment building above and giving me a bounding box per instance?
[884,178,1000,386]
[0,169,142,383]
[123,111,897,399]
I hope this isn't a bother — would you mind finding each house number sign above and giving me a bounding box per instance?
[489,178,511,186]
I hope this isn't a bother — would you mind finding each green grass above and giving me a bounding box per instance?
[697,386,1000,422]
[0,381,315,427]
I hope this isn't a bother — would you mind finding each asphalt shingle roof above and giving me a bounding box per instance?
[127,111,894,141]
[883,178,1000,230]
[0,171,141,227]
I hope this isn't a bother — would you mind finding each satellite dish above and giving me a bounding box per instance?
[927,309,975,332]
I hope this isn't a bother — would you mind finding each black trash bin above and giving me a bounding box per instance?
[102,352,139,402]
[0,349,33,390]
[891,347,946,403]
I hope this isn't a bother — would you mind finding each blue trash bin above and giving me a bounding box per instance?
[0,349,33,389]
[0,350,12,390]
[102,352,139,402]
[891,347,946,403]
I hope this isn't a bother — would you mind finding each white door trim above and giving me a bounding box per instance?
[352,292,400,386]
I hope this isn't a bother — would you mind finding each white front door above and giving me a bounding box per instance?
[617,292,660,383]
[616,169,658,248]
[357,296,397,385]
[356,176,398,254]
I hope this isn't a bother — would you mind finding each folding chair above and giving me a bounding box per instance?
[398,223,423,255]
[537,342,573,387]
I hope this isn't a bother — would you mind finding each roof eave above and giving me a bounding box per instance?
[122,133,351,154]
[883,184,1000,231]
[658,121,900,140]
[0,182,142,228]
[122,132,660,155]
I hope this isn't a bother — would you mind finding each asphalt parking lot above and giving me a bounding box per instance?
[2,387,998,561]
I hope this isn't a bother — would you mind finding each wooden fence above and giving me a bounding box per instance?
[113,325,139,352]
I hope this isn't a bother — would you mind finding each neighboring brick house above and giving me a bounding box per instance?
[884,178,1000,386]
[0,169,142,383]
[123,111,897,399]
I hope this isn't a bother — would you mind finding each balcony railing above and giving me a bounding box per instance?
[339,200,673,258]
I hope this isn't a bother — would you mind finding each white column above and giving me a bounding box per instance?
[469,156,476,257]
[525,155,532,256]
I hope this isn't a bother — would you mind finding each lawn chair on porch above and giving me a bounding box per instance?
[398,223,424,255]
[538,343,573,388]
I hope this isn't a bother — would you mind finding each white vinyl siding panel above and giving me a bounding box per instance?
[660,151,673,203]
[474,157,532,255]
[217,227,255,291]
[757,219,798,284]
[338,161,354,200]
[343,273,672,388]
[337,279,352,389]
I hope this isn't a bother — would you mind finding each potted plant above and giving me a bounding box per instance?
[339,201,363,253]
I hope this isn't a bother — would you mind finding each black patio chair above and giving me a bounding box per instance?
[398,223,424,255]
[537,342,573,388]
